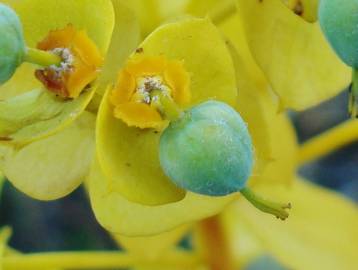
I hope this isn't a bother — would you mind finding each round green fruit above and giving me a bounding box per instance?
[319,0,358,67]
[159,101,254,196]
[0,3,25,84]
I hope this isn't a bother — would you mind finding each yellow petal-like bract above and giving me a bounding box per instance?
[89,159,236,236]
[7,0,114,54]
[0,112,95,200]
[113,225,190,259]
[96,0,140,95]
[0,63,41,100]
[0,227,11,270]
[225,178,358,270]
[220,14,298,185]
[0,88,94,145]
[236,0,350,110]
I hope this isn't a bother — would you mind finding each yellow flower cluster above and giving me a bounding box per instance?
[0,0,357,269]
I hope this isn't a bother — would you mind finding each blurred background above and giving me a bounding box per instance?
[0,88,357,269]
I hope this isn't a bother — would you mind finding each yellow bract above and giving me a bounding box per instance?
[0,112,95,200]
[96,0,140,94]
[225,178,358,270]
[113,225,190,259]
[220,14,297,185]
[124,0,189,37]
[89,159,236,236]
[0,63,41,100]
[110,55,190,129]
[185,0,236,22]
[236,0,350,110]
[35,25,103,99]
[0,87,95,146]
[282,0,319,22]
[6,0,114,54]
[125,0,236,37]
[0,227,11,270]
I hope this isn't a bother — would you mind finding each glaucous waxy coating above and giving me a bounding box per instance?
[0,3,25,84]
[319,0,358,67]
[159,101,253,196]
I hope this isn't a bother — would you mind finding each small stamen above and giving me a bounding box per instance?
[134,76,170,104]
[48,47,74,73]
[35,48,75,98]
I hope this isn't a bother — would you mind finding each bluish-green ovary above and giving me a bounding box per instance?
[0,3,25,84]
[319,0,358,68]
[159,101,254,196]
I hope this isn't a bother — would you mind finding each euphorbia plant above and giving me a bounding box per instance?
[0,1,357,270]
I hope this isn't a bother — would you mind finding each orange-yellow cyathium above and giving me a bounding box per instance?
[35,25,103,99]
[0,0,140,200]
[110,55,190,129]
[89,17,297,237]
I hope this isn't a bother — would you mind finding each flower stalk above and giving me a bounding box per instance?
[151,89,184,122]
[23,47,62,67]
[240,187,291,220]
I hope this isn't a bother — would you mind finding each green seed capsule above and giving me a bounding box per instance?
[319,0,358,67]
[0,3,25,84]
[159,101,254,196]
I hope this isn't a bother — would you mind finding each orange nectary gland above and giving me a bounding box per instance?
[35,66,72,98]
[110,56,191,129]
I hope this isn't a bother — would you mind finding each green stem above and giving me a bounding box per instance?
[151,90,184,122]
[349,68,358,118]
[240,187,291,220]
[23,47,62,67]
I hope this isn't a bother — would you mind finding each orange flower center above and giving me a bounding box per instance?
[35,25,103,99]
[110,55,191,129]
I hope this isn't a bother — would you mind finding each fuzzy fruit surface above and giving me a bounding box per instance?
[319,0,358,67]
[159,101,253,196]
[0,3,25,84]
